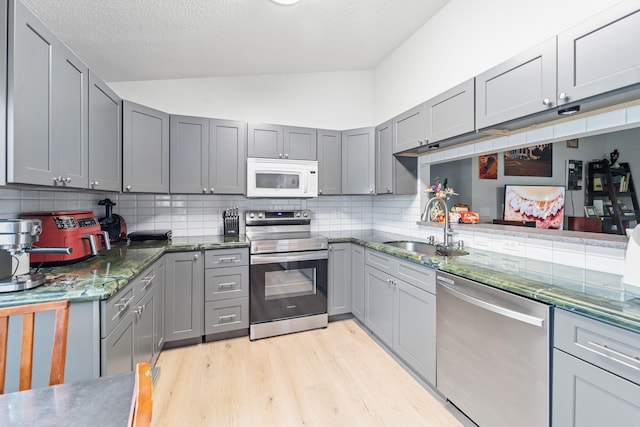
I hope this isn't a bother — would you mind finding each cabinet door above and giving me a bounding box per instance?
[392,103,427,154]
[134,289,154,365]
[557,3,640,106]
[247,123,283,158]
[164,251,203,342]
[209,119,247,194]
[103,310,135,376]
[53,42,89,189]
[351,244,366,322]
[328,243,352,316]
[169,115,209,194]
[375,120,393,194]
[341,127,374,195]
[427,78,475,143]
[284,126,317,160]
[7,1,57,186]
[553,349,640,427]
[88,71,121,192]
[122,101,170,193]
[476,37,557,129]
[317,129,342,195]
[394,281,436,384]
[364,266,394,346]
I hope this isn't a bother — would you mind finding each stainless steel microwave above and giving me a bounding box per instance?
[246,158,318,198]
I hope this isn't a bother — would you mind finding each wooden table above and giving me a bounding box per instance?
[0,371,136,426]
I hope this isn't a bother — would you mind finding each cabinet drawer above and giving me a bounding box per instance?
[554,309,640,386]
[204,248,248,268]
[205,266,248,301]
[204,298,249,334]
[365,249,394,272]
[101,284,135,337]
[395,259,435,294]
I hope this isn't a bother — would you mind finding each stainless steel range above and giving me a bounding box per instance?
[245,210,328,340]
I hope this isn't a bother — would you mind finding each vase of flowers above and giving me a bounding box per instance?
[425,177,457,223]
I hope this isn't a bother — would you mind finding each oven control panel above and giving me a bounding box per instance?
[246,210,310,225]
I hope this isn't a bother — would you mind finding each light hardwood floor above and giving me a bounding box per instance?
[152,319,465,427]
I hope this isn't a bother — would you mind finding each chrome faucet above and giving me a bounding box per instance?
[421,197,454,247]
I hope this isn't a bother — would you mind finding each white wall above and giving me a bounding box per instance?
[372,0,625,124]
[108,71,374,131]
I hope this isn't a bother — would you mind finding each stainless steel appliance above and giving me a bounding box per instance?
[0,219,72,292]
[246,210,328,340]
[436,271,551,427]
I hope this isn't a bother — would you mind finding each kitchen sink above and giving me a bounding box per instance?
[383,240,468,257]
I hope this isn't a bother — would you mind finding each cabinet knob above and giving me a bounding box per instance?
[329,246,333,252]
[279,153,283,158]
[369,189,374,193]
[193,254,199,261]
[91,181,99,187]
[387,188,391,193]
[319,189,323,194]
[558,93,568,101]
[210,188,215,193]
[203,188,208,193]
[52,177,59,184]
[65,177,71,183]
[285,153,289,159]
[542,98,552,106]
[125,185,132,191]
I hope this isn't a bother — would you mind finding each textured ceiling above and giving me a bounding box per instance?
[20,0,450,82]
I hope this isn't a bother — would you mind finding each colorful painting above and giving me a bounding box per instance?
[479,153,498,179]
[504,144,553,177]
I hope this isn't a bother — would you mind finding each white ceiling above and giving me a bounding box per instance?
[20,0,450,83]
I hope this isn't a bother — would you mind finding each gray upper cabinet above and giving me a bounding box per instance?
[475,37,557,129]
[392,103,428,154]
[122,101,170,193]
[284,126,317,160]
[169,115,209,194]
[170,117,246,195]
[375,120,417,195]
[342,127,375,195]
[317,129,342,195]
[248,123,316,160]
[209,119,247,194]
[7,0,89,188]
[427,78,475,143]
[557,2,640,107]
[88,71,121,192]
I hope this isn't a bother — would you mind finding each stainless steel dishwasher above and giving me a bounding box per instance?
[436,271,551,427]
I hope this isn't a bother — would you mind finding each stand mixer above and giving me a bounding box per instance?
[0,219,72,293]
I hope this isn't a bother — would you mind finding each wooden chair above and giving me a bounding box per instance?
[128,362,153,427]
[0,299,70,394]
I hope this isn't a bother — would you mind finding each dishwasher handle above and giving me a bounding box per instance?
[437,280,545,328]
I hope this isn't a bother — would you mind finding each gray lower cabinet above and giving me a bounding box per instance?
[364,248,437,384]
[88,71,121,192]
[427,78,475,144]
[552,308,640,426]
[375,120,417,195]
[204,248,249,337]
[102,261,164,376]
[328,243,351,316]
[7,0,89,188]
[341,127,375,195]
[317,129,342,195]
[122,100,170,193]
[392,103,428,154]
[475,37,557,129]
[557,2,640,107]
[351,244,366,322]
[164,251,204,343]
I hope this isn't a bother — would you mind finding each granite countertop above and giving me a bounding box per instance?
[323,230,640,333]
[0,235,249,308]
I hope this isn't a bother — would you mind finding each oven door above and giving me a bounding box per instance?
[250,250,328,323]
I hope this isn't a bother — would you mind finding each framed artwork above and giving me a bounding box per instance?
[479,153,498,179]
[504,143,553,177]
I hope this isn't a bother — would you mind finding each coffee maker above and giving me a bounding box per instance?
[0,219,72,293]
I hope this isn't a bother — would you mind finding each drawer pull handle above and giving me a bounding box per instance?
[218,257,236,263]
[114,296,134,312]
[219,314,237,322]
[141,275,156,291]
[218,282,236,289]
[587,341,640,370]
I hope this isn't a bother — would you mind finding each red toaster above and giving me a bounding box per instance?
[21,210,110,266]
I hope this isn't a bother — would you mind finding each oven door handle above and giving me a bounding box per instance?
[250,250,328,265]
